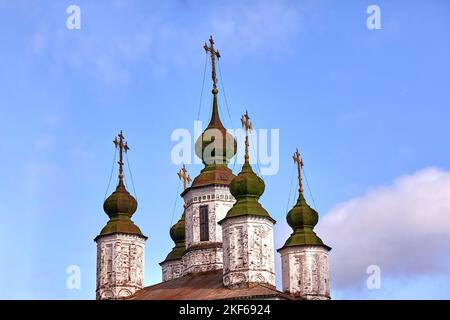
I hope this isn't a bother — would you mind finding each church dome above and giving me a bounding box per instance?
[169,214,185,243]
[195,89,237,166]
[286,193,319,230]
[219,110,275,224]
[229,162,265,199]
[96,131,145,240]
[190,36,237,189]
[223,160,273,222]
[162,211,186,262]
[281,192,325,248]
[98,180,144,238]
[103,180,137,217]
[277,149,330,250]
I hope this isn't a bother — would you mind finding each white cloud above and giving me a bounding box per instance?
[317,167,450,295]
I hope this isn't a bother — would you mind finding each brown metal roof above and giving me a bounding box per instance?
[126,269,295,300]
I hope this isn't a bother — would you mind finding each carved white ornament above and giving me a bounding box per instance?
[221,216,275,288]
[182,185,235,274]
[96,233,146,300]
[161,259,184,282]
[279,245,330,300]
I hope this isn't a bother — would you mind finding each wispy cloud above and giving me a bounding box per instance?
[211,0,301,57]
[25,0,301,86]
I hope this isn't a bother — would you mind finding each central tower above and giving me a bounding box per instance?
[182,36,237,274]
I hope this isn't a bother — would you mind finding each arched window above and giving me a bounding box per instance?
[199,205,209,241]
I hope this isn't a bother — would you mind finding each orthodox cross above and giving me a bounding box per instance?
[292,148,304,194]
[177,164,192,191]
[204,35,221,90]
[113,130,129,184]
[241,110,253,163]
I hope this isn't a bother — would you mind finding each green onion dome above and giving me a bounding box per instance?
[170,214,185,244]
[220,160,275,223]
[103,180,137,217]
[97,180,145,239]
[162,211,186,262]
[194,89,237,168]
[230,161,265,199]
[281,193,327,249]
[191,89,236,189]
[287,193,318,230]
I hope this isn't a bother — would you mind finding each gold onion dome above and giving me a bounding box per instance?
[97,131,145,239]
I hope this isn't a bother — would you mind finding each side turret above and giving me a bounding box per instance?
[277,149,331,300]
[95,131,147,300]
[219,111,276,289]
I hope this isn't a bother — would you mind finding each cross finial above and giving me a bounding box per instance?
[241,110,253,163]
[177,164,192,191]
[113,130,129,185]
[204,35,221,91]
[293,148,304,194]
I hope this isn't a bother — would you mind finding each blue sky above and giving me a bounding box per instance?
[0,0,449,299]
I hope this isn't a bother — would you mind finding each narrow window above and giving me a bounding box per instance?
[199,205,209,241]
